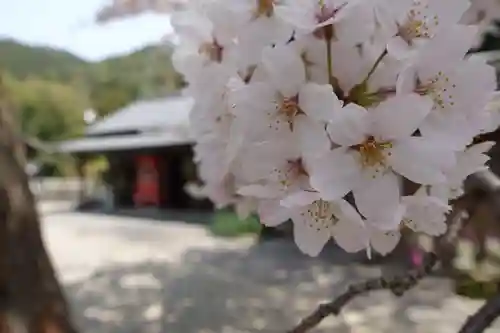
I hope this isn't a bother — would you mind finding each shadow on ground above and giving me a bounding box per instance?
[64,240,500,333]
[76,204,214,225]
[38,199,214,225]
[96,208,214,225]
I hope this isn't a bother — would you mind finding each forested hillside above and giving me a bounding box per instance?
[0,38,183,135]
[0,38,183,175]
[0,39,182,105]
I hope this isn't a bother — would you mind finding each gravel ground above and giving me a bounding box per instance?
[39,202,500,333]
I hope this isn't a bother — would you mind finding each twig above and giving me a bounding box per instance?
[287,252,439,333]
[458,293,500,333]
[288,196,469,333]
[287,169,500,333]
[455,169,500,333]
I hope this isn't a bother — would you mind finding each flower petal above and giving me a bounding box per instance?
[274,0,317,33]
[387,36,413,60]
[396,65,418,94]
[238,184,280,199]
[353,172,401,224]
[419,112,475,151]
[299,82,342,122]
[327,103,369,146]
[388,137,456,184]
[333,219,369,253]
[416,25,479,76]
[332,200,369,253]
[281,190,320,208]
[292,219,330,257]
[309,148,362,200]
[367,205,406,231]
[258,199,291,227]
[369,227,401,256]
[334,1,376,46]
[294,114,332,164]
[402,194,449,236]
[371,93,433,141]
[261,44,306,97]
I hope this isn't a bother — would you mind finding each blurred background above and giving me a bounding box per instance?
[3,1,500,332]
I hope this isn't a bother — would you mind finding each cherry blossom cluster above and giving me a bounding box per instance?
[172,0,499,257]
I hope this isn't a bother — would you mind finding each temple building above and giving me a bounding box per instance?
[57,95,207,210]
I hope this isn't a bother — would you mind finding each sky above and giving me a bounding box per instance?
[0,0,173,61]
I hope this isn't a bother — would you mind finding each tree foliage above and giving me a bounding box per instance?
[5,76,87,142]
[0,39,87,82]
[0,38,184,175]
[0,38,183,119]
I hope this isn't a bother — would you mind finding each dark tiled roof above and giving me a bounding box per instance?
[57,132,191,153]
[56,95,194,153]
[86,95,193,136]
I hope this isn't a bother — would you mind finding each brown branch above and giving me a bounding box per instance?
[287,252,439,333]
[288,187,477,333]
[454,169,500,333]
[458,293,500,333]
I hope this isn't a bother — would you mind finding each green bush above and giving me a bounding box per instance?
[454,275,500,300]
[209,209,262,238]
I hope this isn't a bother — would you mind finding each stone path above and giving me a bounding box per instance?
[39,203,500,333]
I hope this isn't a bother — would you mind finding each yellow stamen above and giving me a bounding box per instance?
[273,95,300,131]
[415,71,456,110]
[256,0,274,17]
[398,2,437,43]
[357,136,392,168]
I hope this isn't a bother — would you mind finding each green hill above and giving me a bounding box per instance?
[0,39,182,101]
[89,44,182,98]
[0,39,87,81]
[0,38,184,175]
[0,38,184,118]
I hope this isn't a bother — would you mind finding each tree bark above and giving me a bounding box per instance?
[0,75,78,333]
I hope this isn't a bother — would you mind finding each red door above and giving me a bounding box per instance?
[134,155,160,207]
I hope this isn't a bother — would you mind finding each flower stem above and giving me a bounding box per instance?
[360,48,388,87]
[326,36,334,87]
[364,87,396,99]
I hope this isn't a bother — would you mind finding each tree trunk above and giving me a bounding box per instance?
[0,75,78,333]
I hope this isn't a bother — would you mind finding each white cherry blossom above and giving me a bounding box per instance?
[230,45,306,140]
[383,0,471,59]
[366,187,449,255]
[292,36,387,94]
[171,6,239,83]
[431,141,495,200]
[231,44,349,144]
[308,94,455,223]
[277,191,369,256]
[174,0,498,257]
[276,0,376,45]
[397,26,495,149]
[401,187,450,236]
[236,140,306,199]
